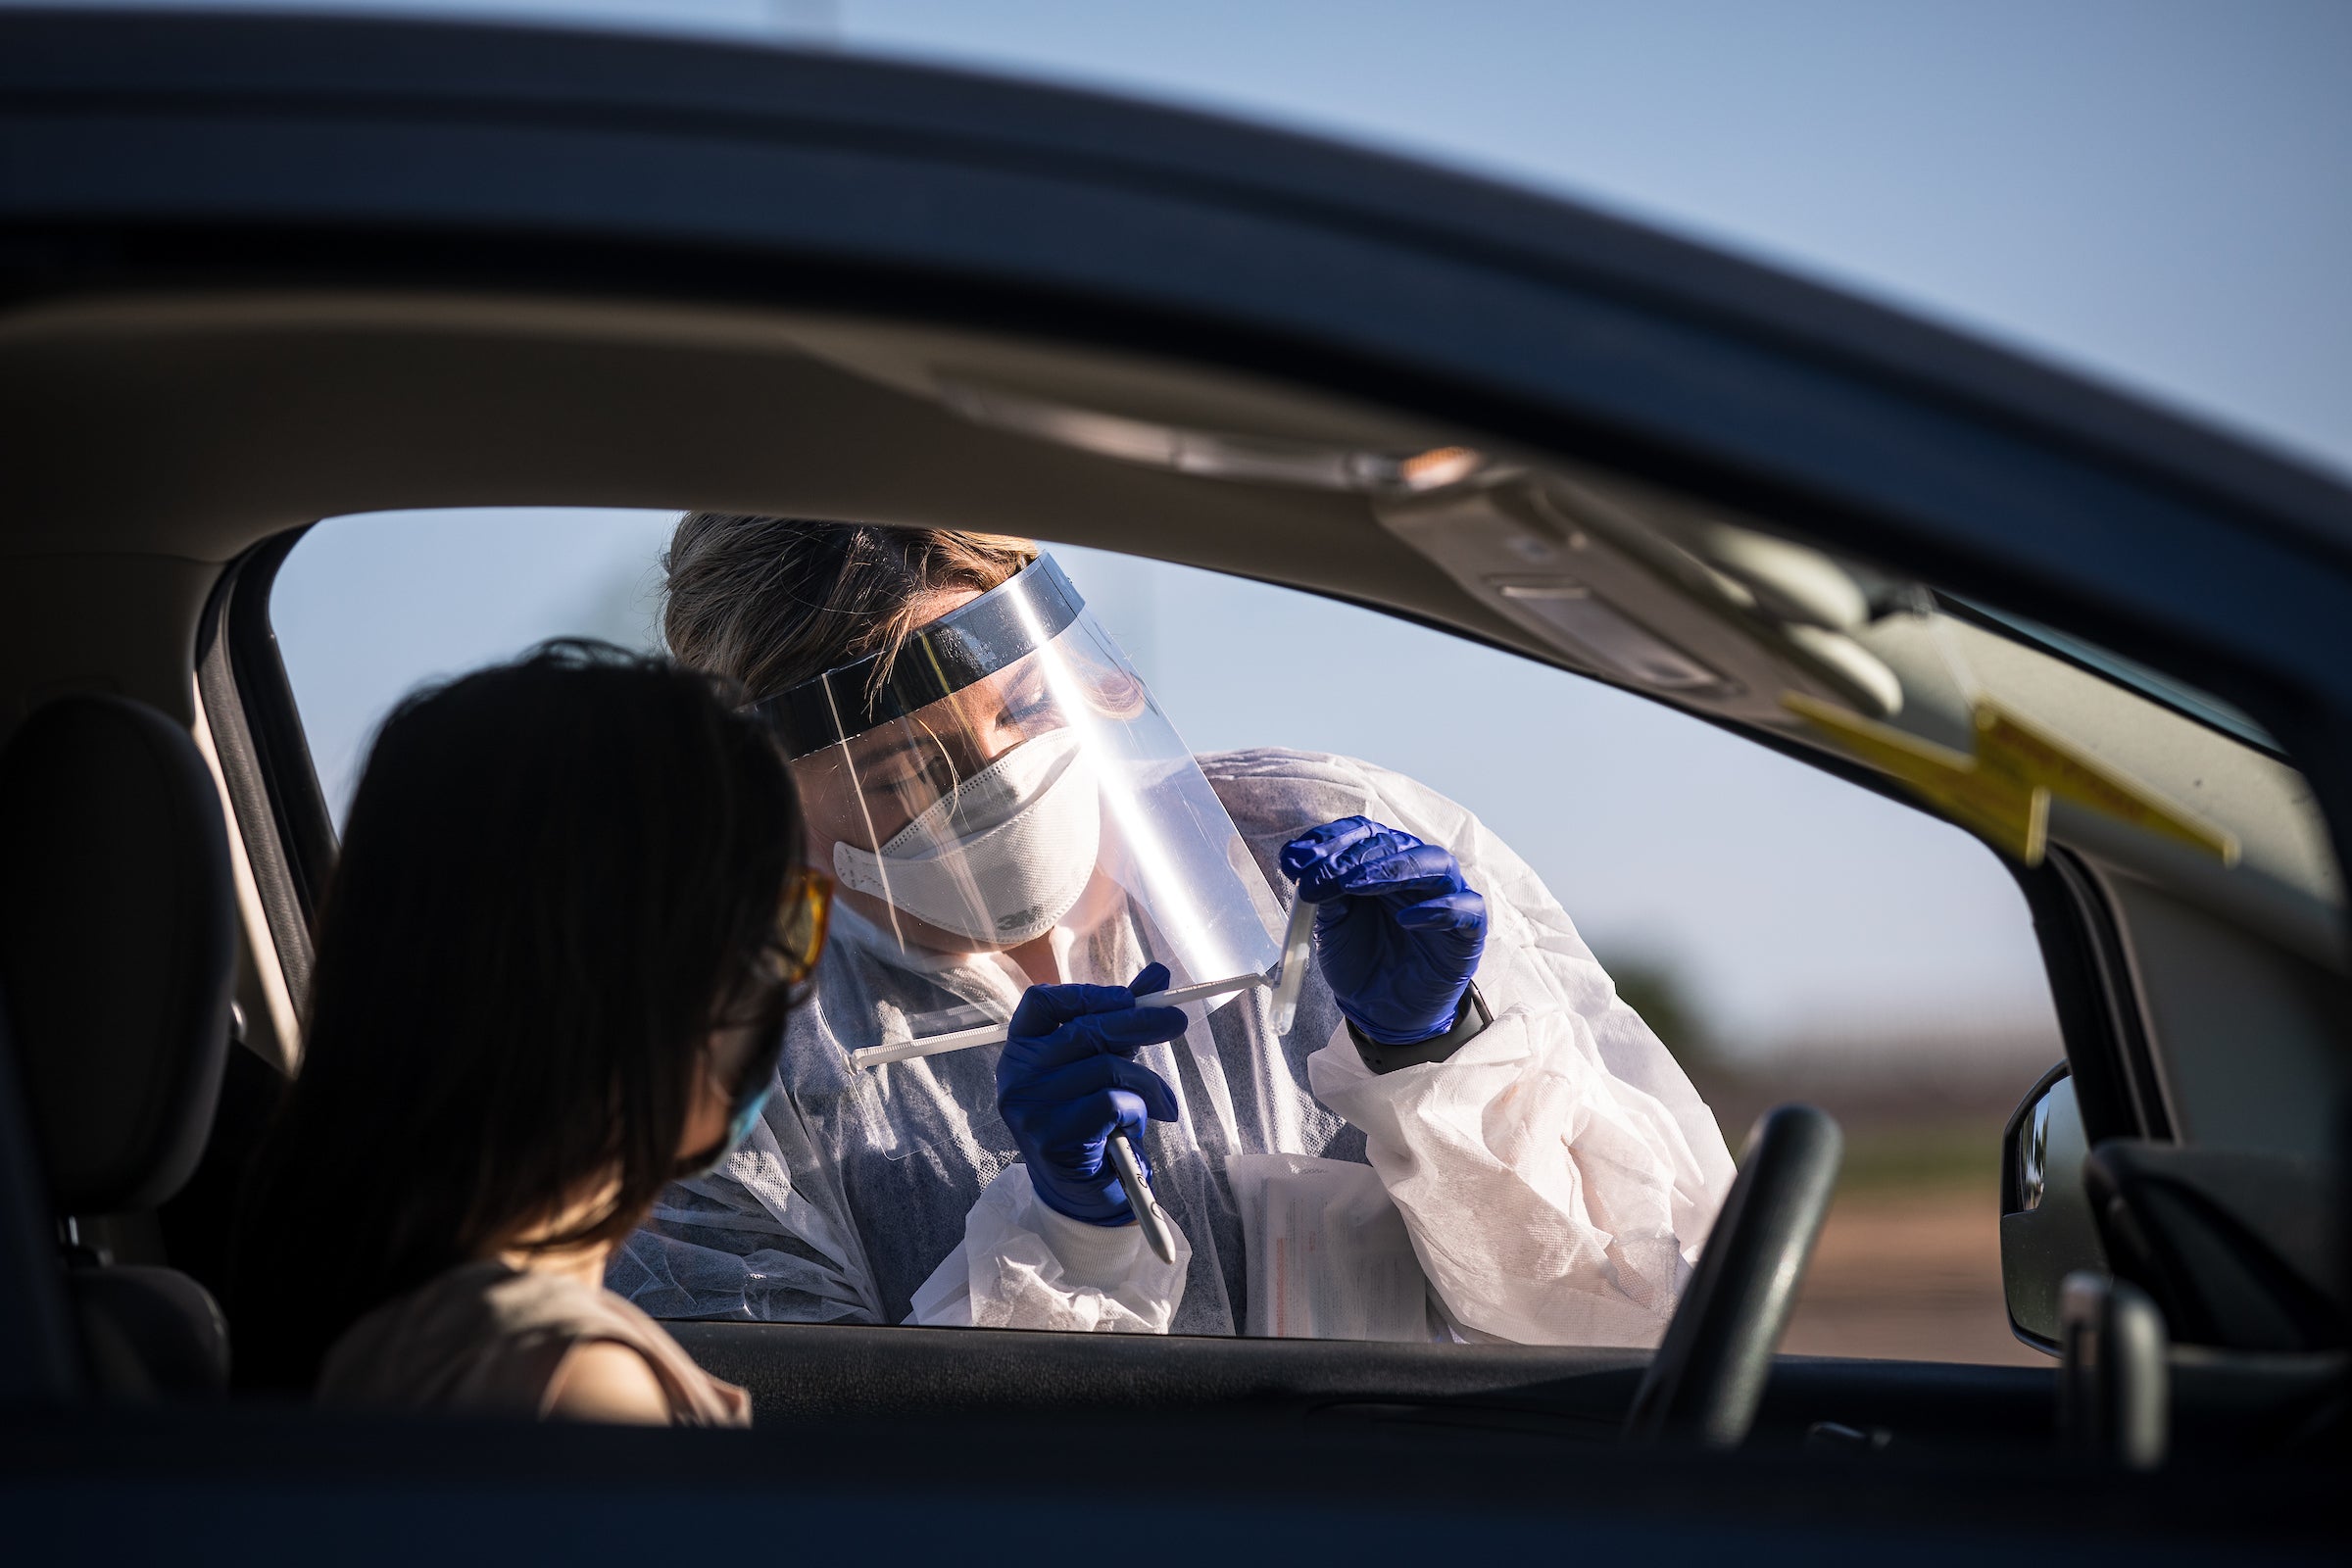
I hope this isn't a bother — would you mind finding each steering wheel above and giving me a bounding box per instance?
[1623,1103,1843,1448]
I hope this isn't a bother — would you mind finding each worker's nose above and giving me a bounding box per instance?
[971,720,1028,766]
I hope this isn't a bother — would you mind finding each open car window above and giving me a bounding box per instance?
[271,505,2073,1362]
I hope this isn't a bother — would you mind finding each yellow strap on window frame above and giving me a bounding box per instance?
[1783,691,2237,868]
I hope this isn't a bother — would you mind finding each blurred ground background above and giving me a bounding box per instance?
[1609,960,2053,1366]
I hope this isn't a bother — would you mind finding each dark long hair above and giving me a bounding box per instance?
[230,641,803,1391]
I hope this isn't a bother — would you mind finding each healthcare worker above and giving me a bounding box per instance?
[612,518,1735,1345]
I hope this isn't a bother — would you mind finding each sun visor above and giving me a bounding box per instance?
[1373,466,1905,723]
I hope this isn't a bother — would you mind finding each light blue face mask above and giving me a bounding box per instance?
[722,1078,778,1155]
[683,1058,779,1179]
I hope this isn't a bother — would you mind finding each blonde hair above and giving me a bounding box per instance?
[662,515,1038,700]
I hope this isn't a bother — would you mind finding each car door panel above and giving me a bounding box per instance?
[669,1321,2054,1454]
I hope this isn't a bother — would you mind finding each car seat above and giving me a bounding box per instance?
[0,695,239,1396]
[2084,1141,2346,1353]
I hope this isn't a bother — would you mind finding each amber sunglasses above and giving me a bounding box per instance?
[769,864,835,990]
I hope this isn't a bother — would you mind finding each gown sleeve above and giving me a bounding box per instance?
[608,1089,890,1326]
[1293,755,1738,1347]
[907,1163,1191,1332]
[1307,999,1727,1347]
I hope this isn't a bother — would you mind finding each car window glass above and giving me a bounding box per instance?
[1938,593,2280,755]
[273,508,2060,1362]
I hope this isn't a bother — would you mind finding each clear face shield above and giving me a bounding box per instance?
[764,555,1285,1037]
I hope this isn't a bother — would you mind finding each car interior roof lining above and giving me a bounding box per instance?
[0,289,2341,962]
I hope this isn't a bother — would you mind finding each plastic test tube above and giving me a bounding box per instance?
[848,970,1271,1071]
[1265,894,1317,1037]
[1103,1133,1179,1265]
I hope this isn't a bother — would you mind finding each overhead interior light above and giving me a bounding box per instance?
[938,378,1484,494]
[1493,581,1725,693]
[1390,445,1485,490]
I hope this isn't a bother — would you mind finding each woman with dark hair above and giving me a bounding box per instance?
[619,518,1732,1348]
[232,642,828,1423]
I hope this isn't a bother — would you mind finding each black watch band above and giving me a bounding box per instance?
[1347,982,1492,1075]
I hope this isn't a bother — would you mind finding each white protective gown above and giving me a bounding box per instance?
[611,749,1736,1346]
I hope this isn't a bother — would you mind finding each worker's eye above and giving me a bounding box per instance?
[872,745,956,799]
[999,675,1054,728]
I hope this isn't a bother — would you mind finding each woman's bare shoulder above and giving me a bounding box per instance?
[543,1340,670,1425]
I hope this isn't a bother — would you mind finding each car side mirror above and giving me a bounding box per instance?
[1999,1063,2110,1352]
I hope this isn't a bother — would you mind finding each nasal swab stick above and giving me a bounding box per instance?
[849,971,1270,1071]
[1266,895,1317,1037]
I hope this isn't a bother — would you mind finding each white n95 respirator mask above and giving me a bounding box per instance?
[831,726,1102,947]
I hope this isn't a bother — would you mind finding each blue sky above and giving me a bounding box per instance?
[149,0,2349,1049]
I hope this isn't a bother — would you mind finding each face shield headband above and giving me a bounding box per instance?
[756,555,1085,760]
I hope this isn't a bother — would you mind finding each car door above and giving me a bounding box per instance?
[1,8,2346,1552]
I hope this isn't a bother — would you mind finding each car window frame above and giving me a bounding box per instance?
[198,529,334,1015]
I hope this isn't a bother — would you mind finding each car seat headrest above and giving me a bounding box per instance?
[0,696,237,1214]
[2084,1141,2346,1352]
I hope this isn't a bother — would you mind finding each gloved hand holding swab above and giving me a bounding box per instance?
[851,891,1323,1072]
[849,969,1271,1070]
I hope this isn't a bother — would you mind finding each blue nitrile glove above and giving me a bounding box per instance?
[1280,817,1487,1046]
[996,962,1185,1225]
